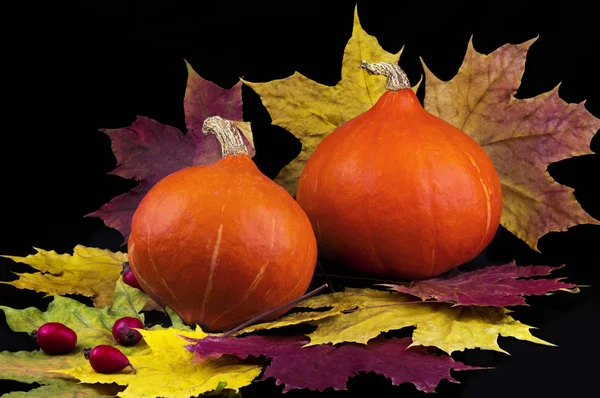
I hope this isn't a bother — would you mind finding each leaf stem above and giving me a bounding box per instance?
[315,262,336,293]
[223,283,329,337]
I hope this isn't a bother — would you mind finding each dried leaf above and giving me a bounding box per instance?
[294,288,553,354]
[380,262,579,306]
[87,61,255,243]
[57,327,262,398]
[188,334,481,393]
[1,245,127,308]
[422,37,600,250]
[243,7,405,196]
[0,280,149,396]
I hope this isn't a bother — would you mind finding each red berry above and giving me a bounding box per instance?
[122,269,143,290]
[121,262,143,291]
[112,317,144,346]
[84,345,136,374]
[31,322,77,355]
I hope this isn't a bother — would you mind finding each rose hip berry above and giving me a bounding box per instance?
[31,322,77,355]
[112,317,144,346]
[84,345,136,374]
[121,261,143,291]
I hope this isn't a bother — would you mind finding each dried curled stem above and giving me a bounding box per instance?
[358,60,411,91]
[222,283,329,337]
[202,116,248,157]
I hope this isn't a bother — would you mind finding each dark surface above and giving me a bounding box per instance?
[1,0,599,396]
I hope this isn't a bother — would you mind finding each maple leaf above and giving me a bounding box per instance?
[255,288,552,355]
[57,327,262,398]
[235,305,346,335]
[187,334,481,393]
[422,37,600,250]
[0,279,149,396]
[380,262,579,306]
[1,245,127,308]
[87,61,255,244]
[243,7,405,196]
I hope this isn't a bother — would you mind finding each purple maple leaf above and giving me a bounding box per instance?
[87,61,254,244]
[380,262,579,307]
[186,335,481,393]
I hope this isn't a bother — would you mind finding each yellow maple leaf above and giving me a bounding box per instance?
[57,327,262,398]
[1,245,127,308]
[243,6,404,196]
[234,307,345,336]
[286,288,552,355]
[422,37,600,250]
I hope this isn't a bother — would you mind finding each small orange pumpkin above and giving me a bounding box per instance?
[296,61,502,281]
[128,116,317,332]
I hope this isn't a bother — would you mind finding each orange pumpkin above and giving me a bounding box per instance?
[296,61,502,281]
[128,116,317,332]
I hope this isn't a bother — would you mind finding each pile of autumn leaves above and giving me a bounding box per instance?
[0,247,259,397]
[1,7,598,398]
[0,246,578,397]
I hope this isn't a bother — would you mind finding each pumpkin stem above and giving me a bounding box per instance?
[202,116,249,157]
[358,60,411,91]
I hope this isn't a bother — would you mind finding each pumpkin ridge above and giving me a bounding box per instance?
[145,200,183,308]
[199,221,224,320]
[424,146,438,278]
[210,215,276,325]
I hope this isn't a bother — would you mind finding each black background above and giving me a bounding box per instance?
[1,0,599,397]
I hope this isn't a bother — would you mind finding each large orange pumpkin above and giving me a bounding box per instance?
[296,61,502,281]
[128,116,317,332]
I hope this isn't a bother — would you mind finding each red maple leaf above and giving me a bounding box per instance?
[380,262,579,306]
[186,334,483,393]
[87,61,254,244]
